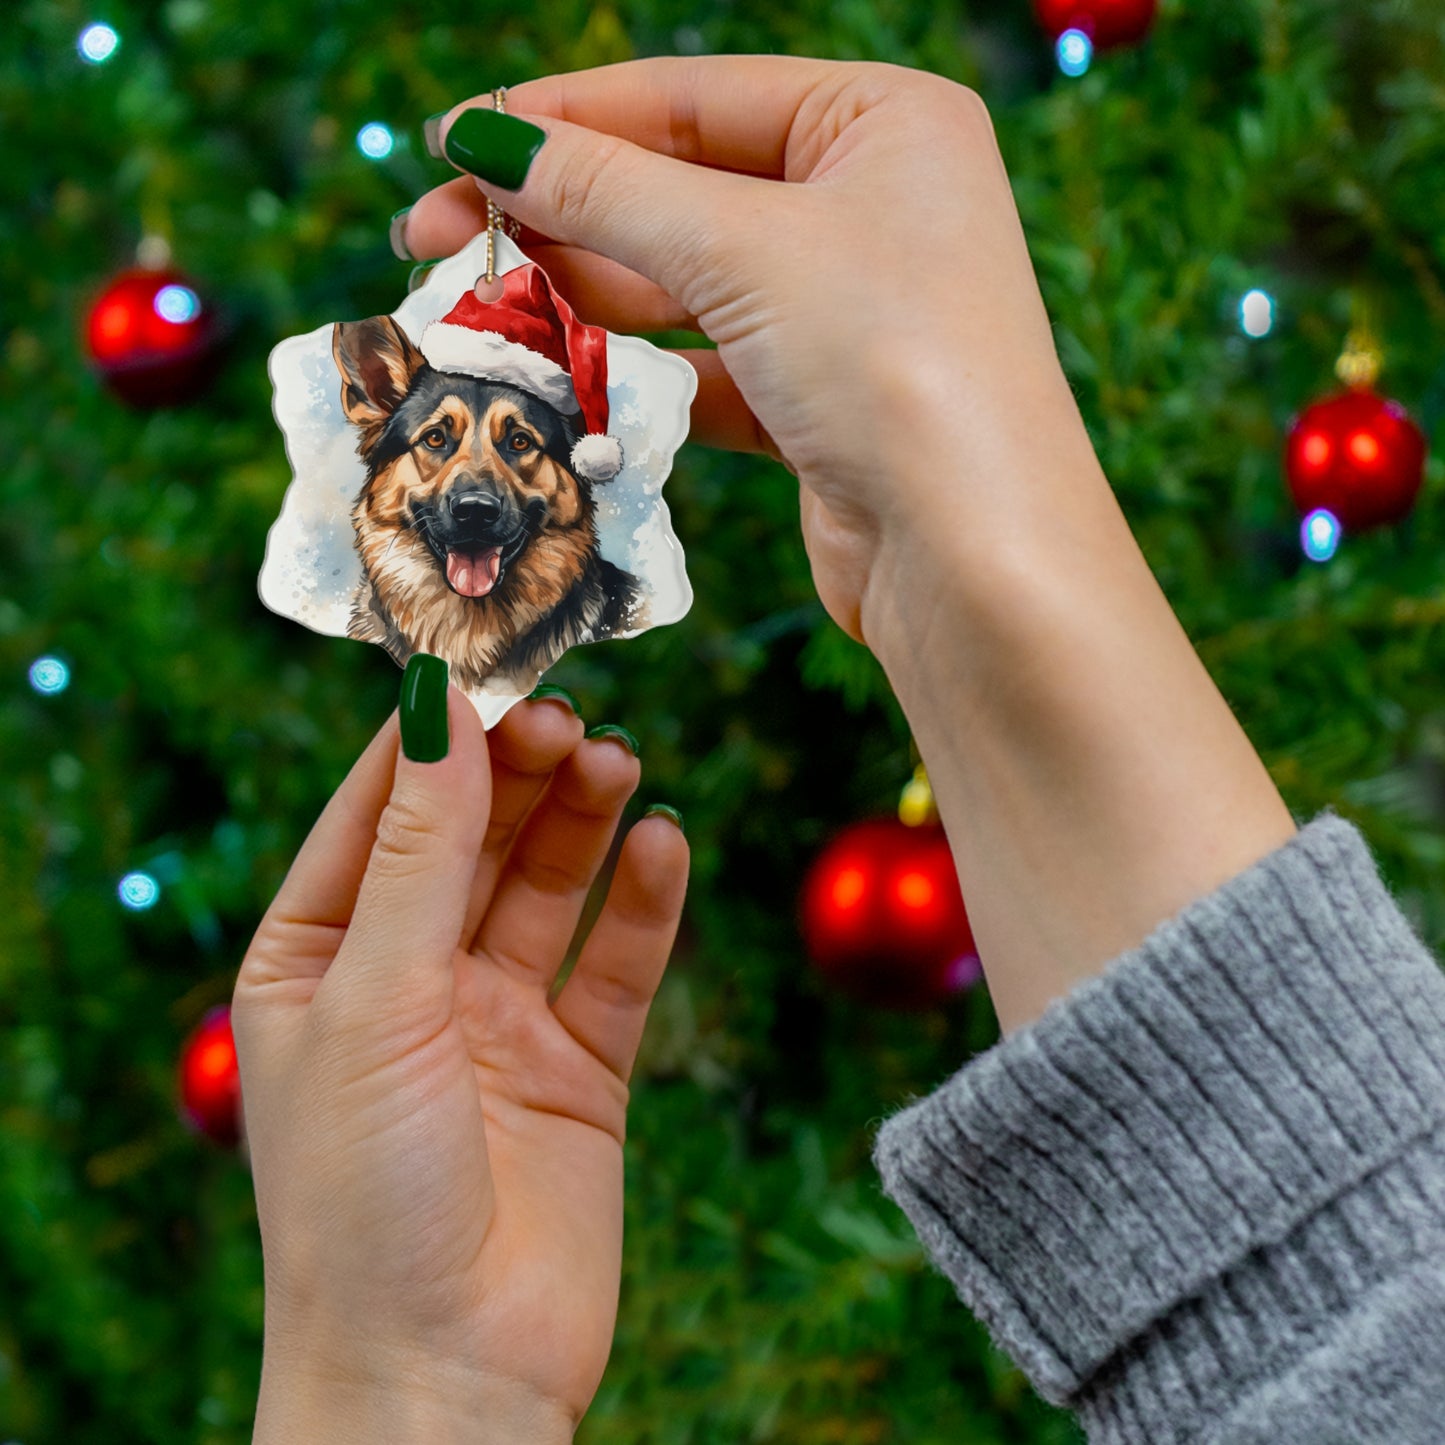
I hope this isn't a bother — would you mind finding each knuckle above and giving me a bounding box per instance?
[551,133,627,235]
[667,91,705,165]
[953,82,998,138]
[950,78,990,117]
[895,74,1003,176]
[610,887,677,934]
[828,65,998,172]
[877,63,994,125]
[370,790,448,874]
[516,847,586,898]
[578,964,656,1015]
[856,59,913,90]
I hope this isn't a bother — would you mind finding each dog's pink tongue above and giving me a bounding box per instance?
[446,545,503,598]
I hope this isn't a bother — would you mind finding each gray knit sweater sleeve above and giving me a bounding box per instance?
[870,812,1445,1443]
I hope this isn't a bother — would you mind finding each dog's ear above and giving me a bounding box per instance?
[332,317,426,428]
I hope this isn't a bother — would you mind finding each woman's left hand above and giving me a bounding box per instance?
[232,686,688,1444]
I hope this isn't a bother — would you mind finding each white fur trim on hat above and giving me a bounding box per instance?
[419,322,578,413]
[571,434,624,481]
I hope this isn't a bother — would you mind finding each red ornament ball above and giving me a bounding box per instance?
[1284,388,1427,533]
[178,1005,242,1147]
[1033,0,1157,49]
[800,817,981,1011]
[85,267,220,407]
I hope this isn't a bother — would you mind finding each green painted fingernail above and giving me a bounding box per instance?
[443,107,546,191]
[388,207,413,261]
[528,683,581,716]
[400,653,449,762]
[423,112,447,160]
[644,803,684,834]
[586,723,639,756]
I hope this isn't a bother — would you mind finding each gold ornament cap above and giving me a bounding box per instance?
[1335,329,1383,390]
[898,764,938,827]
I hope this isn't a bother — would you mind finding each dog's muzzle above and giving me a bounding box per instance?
[430,488,533,600]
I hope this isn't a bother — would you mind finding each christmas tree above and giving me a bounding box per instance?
[3,0,1444,1440]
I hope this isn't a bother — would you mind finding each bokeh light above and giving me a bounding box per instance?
[356,122,395,159]
[118,871,161,910]
[1299,431,1331,471]
[1240,288,1274,337]
[153,284,201,324]
[830,865,867,911]
[895,870,936,911]
[946,952,983,992]
[1301,508,1341,563]
[1348,429,1381,466]
[1057,29,1093,76]
[78,22,120,64]
[28,657,70,695]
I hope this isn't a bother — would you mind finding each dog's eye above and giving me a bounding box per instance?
[509,432,534,453]
[420,427,448,451]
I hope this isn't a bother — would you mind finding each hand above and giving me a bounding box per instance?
[232,691,688,1442]
[402,57,1096,648]
[405,60,1296,1039]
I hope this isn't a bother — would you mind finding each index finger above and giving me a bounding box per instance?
[451,54,854,180]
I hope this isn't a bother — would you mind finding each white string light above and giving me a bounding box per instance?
[78,22,120,64]
[1240,289,1275,338]
[356,122,395,160]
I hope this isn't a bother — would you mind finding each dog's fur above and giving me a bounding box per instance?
[332,315,642,691]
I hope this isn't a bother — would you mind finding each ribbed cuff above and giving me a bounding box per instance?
[871,812,1445,1425]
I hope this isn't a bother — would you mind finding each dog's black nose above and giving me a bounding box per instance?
[449,491,503,529]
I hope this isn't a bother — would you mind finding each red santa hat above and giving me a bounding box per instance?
[418,263,623,482]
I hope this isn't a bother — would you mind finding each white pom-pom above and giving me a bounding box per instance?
[571,433,624,482]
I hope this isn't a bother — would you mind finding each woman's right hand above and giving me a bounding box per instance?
[406,57,1300,1041]
[401,57,1101,650]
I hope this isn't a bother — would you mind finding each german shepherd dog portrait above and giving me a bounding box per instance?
[331,308,643,692]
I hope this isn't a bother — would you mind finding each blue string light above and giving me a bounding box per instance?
[1057,29,1093,77]
[356,122,395,160]
[28,657,70,695]
[153,284,201,324]
[1301,508,1341,563]
[78,22,120,64]
[118,871,161,911]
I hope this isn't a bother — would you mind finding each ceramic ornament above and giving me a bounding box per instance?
[261,231,695,726]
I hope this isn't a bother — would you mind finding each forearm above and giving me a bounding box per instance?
[860,380,1297,1035]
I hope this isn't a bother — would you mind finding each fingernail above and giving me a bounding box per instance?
[644,803,684,834]
[443,107,546,191]
[400,653,449,762]
[423,111,447,160]
[585,723,639,756]
[388,207,413,261]
[407,259,443,294]
[528,683,581,716]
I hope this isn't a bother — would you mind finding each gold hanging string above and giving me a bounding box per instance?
[483,87,522,285]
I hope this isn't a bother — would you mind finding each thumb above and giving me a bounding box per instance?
[326,656,490,1022]
[441,105,757,316]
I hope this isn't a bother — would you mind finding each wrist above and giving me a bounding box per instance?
[858,415,1119,684]
[253,1343,575,1445]
[856,335,1114,670]
[856,418,1294,1035]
